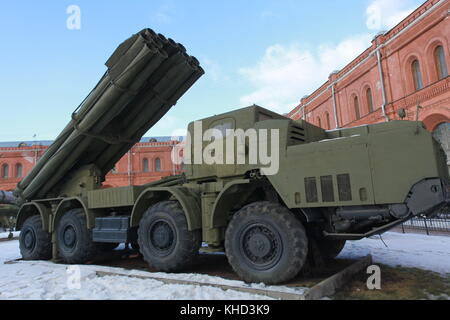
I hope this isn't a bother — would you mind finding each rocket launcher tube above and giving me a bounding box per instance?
[22,44,160,200]
[17,34,146,193]
[17,29,204,202]
[24,51,166,199]
[35,55,196,198]
[101,68,204,173]
[64,52,193,167]
[82,52,203,170]
[95,60,200,170]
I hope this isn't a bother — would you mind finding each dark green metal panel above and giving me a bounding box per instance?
[88,186,145,209]
[130,186,202,231]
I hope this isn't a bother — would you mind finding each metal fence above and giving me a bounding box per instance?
[400,213,450,236]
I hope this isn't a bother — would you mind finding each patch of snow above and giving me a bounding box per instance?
[0,241,276,300]
[1,231,449,300]
[0,231,19,240]
[88,266,307,295]
[339,232,450,276]
[0,261,273,300]
[0,239,22,262]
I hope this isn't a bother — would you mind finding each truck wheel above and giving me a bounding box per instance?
[225,202,308,284]
[56,209,97,264]
[138,201,201,272]
[316,239,346,261]
[19,215,52,260]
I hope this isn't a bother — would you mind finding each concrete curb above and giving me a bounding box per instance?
[95,255,372,300]
[5,255,372,300]
[304,255,373,300]
[95,270,307,300]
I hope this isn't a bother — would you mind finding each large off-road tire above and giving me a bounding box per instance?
[138,201,201,272]
[316,239,346,261]
[225,201,308,285]
[19,215,52,260]
[56,209,98,264]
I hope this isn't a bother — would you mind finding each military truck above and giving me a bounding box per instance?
[0,191,18,232]
[15,29,450,285]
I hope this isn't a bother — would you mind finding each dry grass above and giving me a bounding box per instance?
[334,264,450,300]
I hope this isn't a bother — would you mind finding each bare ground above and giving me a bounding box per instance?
[334,264,450,300]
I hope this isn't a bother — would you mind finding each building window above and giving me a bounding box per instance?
[143,158,149,172]
[325,112,331,130]
[354,96,360,120]
[411,59,423,91]
[366,88,374,113]
[317,117,322,128]
[155,158,161,172]
[111,166,117,174]
[15,163,23,178]
[1,164,9,179]
[435,46,448,80]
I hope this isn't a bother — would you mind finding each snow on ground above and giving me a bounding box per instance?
[339,232,450,275]
[0,260,273,300]
[0,239,281,300]
[0,231,19,239]
[0,231,449,300]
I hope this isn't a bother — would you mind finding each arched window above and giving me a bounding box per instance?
[435,46,448,80]
[15,163,23,178]
[366,87,374,113]
[325,112,331,130]
[155,158,161,172]
[354,96,360,120]
[411,60,423,91]
[1,164,9,179]
[317,117,322,128]
[143,158,149,172]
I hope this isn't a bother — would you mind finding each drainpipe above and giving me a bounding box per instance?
[172,143,176,175]
[376,48,390,122]
[331,84,340,129]
[128,150,132,186]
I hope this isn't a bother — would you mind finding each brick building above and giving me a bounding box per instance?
[0,137,182,191]
[288,0,449,169]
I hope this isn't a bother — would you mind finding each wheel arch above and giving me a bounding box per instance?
[52,197,94,231]
[211,178,313,228]
[211,179,258,229]
[131,187,202,231]
[16,202,51,232]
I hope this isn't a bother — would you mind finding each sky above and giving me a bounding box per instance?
[0,0,424,142]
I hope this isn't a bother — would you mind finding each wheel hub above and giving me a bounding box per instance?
[247,233,272,258]
[23,230,36,250]
[240,224,282,270]
[150,221,174,251]
[63,225,77,248]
